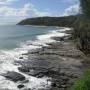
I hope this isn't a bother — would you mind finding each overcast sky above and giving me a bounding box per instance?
[0,0,80,25]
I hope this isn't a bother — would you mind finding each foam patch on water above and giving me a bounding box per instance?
[0,76,18,90]
[25,76,51,90]
[0,27,71,90]
[18,72,51,90]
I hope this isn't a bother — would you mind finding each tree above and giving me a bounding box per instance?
[80,0,90,19]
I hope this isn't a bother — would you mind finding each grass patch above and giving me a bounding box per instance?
[70,68,90,90]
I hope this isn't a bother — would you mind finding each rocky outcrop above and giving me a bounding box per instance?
[16,35,85,90]
[2,71,25,82]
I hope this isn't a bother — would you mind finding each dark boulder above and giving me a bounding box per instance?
[2,71,25,82]
[19,57,23,59]
[17,84,25,89]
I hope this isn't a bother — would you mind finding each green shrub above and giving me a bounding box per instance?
[70,69,90,90]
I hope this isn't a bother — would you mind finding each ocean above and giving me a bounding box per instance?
[0,25,59,50]
[0,25,70,90]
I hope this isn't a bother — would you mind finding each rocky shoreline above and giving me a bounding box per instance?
[1,29,86,90]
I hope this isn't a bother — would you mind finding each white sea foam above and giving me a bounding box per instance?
[0,75,18,90]
[0,27,71,90]
[25,76,51,90]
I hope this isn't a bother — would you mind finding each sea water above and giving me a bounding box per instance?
[0,25,70,90]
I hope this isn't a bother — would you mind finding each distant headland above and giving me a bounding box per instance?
[18,15,79,27]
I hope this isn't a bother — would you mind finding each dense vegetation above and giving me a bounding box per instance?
[70,69,90,90]
[18,16,78,27]
[71,0,90,90]
[80,0,90,19]
[73,0,90,55]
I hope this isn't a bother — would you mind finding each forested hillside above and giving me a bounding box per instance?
[18,16,78,27]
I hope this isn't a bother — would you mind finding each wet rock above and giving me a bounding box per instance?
[24,89,31,90]
[21,79,29,83]
[36,73,44,78]
[18,66,45,76]
[18,59,54,77]
[28,68,49,77]
[17,84,25,89]
[28,48,43,54]
[60,76,69,81]
[18,66,30,72]
[51,82,57,87]
[2,71,25,82]
[52,37,64,41]
[19,57,23,59]
[27,89,31,90]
